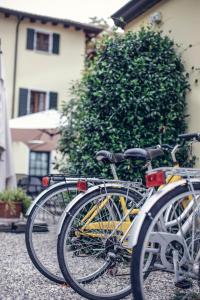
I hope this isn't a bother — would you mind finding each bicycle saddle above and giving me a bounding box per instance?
[124,147,164,161]
[95,150,125,164]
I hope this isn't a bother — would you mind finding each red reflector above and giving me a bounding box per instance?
[145,171,165,188]
[42,176,50,187]
[77,180,87,192]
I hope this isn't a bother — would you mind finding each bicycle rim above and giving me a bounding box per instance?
[25,182,78,284]
[58,186,142,300]
[131,183,200,300]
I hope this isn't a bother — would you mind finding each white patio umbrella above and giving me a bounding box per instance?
[9,109,66,151]
[0,45,17,191]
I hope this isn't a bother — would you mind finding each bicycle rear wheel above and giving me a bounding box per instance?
[25,182,78,284]
[57,185,142,300]
[131,182,200,300]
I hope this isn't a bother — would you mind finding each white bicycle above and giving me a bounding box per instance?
[130,133,200,300]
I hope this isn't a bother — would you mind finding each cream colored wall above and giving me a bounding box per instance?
[15,21,85,117]
[0,14,16,118]
[125,0,200,165]
[0,14,86,118]
[12,142,29,175]
[0,14,86,176]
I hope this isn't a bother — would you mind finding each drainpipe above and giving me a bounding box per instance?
[12,16,23,118]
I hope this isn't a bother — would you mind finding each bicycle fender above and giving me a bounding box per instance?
[26,181,72,216]
[57,183,137,235]
[128,179,190,248]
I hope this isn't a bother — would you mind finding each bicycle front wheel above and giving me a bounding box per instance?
[58,185,142,300]
[25,182,78,284]
[131,181,200,300]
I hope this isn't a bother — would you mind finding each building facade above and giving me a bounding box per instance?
[112,0,200,165]
[0,7,102,180]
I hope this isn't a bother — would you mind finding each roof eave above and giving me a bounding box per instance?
[111,0,162,29]
[0,7,103,36]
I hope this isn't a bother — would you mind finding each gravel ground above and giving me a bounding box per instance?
[3,231,199,300]
[0,232,86,300]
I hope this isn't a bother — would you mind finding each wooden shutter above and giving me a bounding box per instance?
[52,33,60,54]
[49,92,58,109]
[26,28,34,50]
[18,88,28,116]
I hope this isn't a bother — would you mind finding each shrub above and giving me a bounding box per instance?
[59,28,190,179]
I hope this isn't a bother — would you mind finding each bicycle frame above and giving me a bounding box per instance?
[128,166,200,247]
[57,162,185,243]
[73,141,191,240]
[57,181,146,235]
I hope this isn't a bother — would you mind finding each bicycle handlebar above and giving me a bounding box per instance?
[178,132,200,142]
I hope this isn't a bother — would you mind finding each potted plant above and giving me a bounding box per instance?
[0,188,32,218]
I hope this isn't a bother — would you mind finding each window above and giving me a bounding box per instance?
[18,89,58,116]
[36,32,50,52]
[30,90,46,113]
[29,151,50,177]
[27,28,60,54]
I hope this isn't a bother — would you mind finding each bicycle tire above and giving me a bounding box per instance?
[131,182,200,300]
[58,185,142,300]
[25,182,78,284]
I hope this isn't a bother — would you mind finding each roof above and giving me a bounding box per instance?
[111,0,162,29]
[0,7,103,38]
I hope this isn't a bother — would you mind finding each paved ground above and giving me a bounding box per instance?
[0,232,84,300]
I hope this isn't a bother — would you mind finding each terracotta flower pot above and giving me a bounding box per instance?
[0,202,22,218]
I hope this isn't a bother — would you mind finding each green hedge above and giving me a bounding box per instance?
[58,28,190,179]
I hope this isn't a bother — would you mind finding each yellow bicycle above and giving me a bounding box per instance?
[57,142,189,300]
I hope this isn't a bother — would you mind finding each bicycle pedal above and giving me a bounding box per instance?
[175,279,192,289]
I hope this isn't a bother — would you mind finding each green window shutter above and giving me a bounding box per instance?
[49,92,58,109]
[18,88,28,116]
[52,33,60,54]
[27,28,35,50]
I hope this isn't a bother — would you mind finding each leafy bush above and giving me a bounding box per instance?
[59,28,190,179]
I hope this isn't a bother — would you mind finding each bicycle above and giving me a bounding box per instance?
[57,144,183,300]
[25,150,144,285]
[130,133,200,300]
